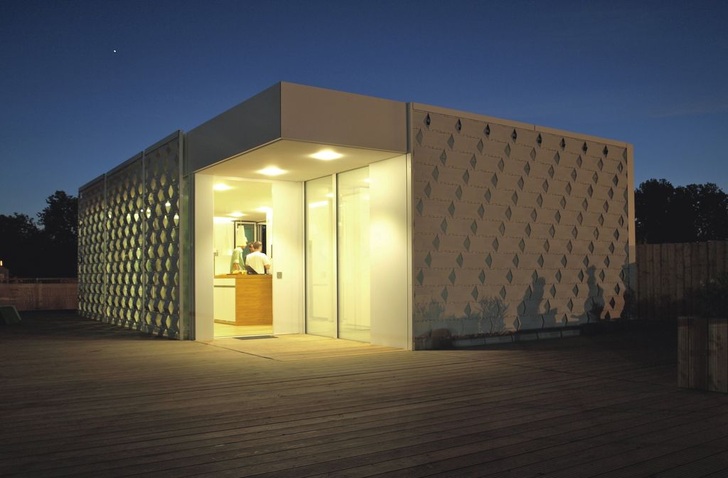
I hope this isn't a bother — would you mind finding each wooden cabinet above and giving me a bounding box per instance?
[214,274,272,326]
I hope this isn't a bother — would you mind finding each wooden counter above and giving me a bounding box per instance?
[214,274,272,326]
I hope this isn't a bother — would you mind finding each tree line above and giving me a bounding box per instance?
[1,181,726,278]
[0,191,78,278]
[635,180,728,244]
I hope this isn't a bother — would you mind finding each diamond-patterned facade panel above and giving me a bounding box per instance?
[78,133,183,339]
[411,109,633,345]
[77,177,107,321]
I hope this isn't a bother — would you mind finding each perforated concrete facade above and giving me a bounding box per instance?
[78,132,185,338]
[411,106,634,343]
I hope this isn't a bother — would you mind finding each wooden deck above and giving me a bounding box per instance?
[2,312,727,477]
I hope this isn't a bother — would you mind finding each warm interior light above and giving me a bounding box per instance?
[214,183,233,191]
[257,166,286,176]
[310,149,343,161]
[228,211,245,218]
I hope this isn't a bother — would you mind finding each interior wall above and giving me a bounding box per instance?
[213,219,235,275]
[370,155,412,349]
[194,173,215,341]
[271,181,305,334]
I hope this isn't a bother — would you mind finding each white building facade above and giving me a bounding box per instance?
[78,83,635,350]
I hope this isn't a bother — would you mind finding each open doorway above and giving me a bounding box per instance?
[212,178,273,338]
[192,141,406,347]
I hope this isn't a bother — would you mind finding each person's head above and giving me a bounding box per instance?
[252,241,262,252]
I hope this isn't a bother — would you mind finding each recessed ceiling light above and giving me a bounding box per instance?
[214,183,233,191]
[228,211,245,218]
[311,149,343,161]
[257,166,286,176]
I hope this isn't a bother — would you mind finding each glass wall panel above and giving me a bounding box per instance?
[305,176,337,337]
[337,168,371,342]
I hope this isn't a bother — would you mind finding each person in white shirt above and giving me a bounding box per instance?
[245,241,271,274]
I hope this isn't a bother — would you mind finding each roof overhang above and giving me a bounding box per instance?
[186,82,408,181]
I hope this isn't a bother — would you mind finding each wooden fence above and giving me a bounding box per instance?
[636,241,728,321]
[0,279,78,311]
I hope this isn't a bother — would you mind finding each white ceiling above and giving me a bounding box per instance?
[211,180,272,222]
[201,139,402,221]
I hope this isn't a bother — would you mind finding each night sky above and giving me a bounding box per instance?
[1,0,726,217]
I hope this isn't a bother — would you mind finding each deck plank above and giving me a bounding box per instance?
[1,312,727,477]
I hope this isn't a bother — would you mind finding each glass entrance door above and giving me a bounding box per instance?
[305,176,337,337]
[337,168,370,342]
[305,168,371,342]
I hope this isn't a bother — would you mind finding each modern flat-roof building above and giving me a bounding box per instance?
[78,82,635,349]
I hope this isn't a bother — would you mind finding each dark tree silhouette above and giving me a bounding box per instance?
[37,191,78,277]
[635,179,679,243]
[635,179,728,244]
[38,191,78,243]
[0,213,43,277]
[686,183,728,241]
[0,191,78,278]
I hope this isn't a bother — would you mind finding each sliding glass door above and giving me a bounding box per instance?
[305,176,336,337]
[337,168,370,342]
[305,168,371,342]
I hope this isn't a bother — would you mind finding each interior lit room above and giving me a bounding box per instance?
[199,139,403,340]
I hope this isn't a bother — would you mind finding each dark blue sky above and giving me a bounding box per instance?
[1,0,726,217]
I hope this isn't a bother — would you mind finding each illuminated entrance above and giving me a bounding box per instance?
[211,179,273,338]
[185,83,411,347]
[200,151,409,345]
